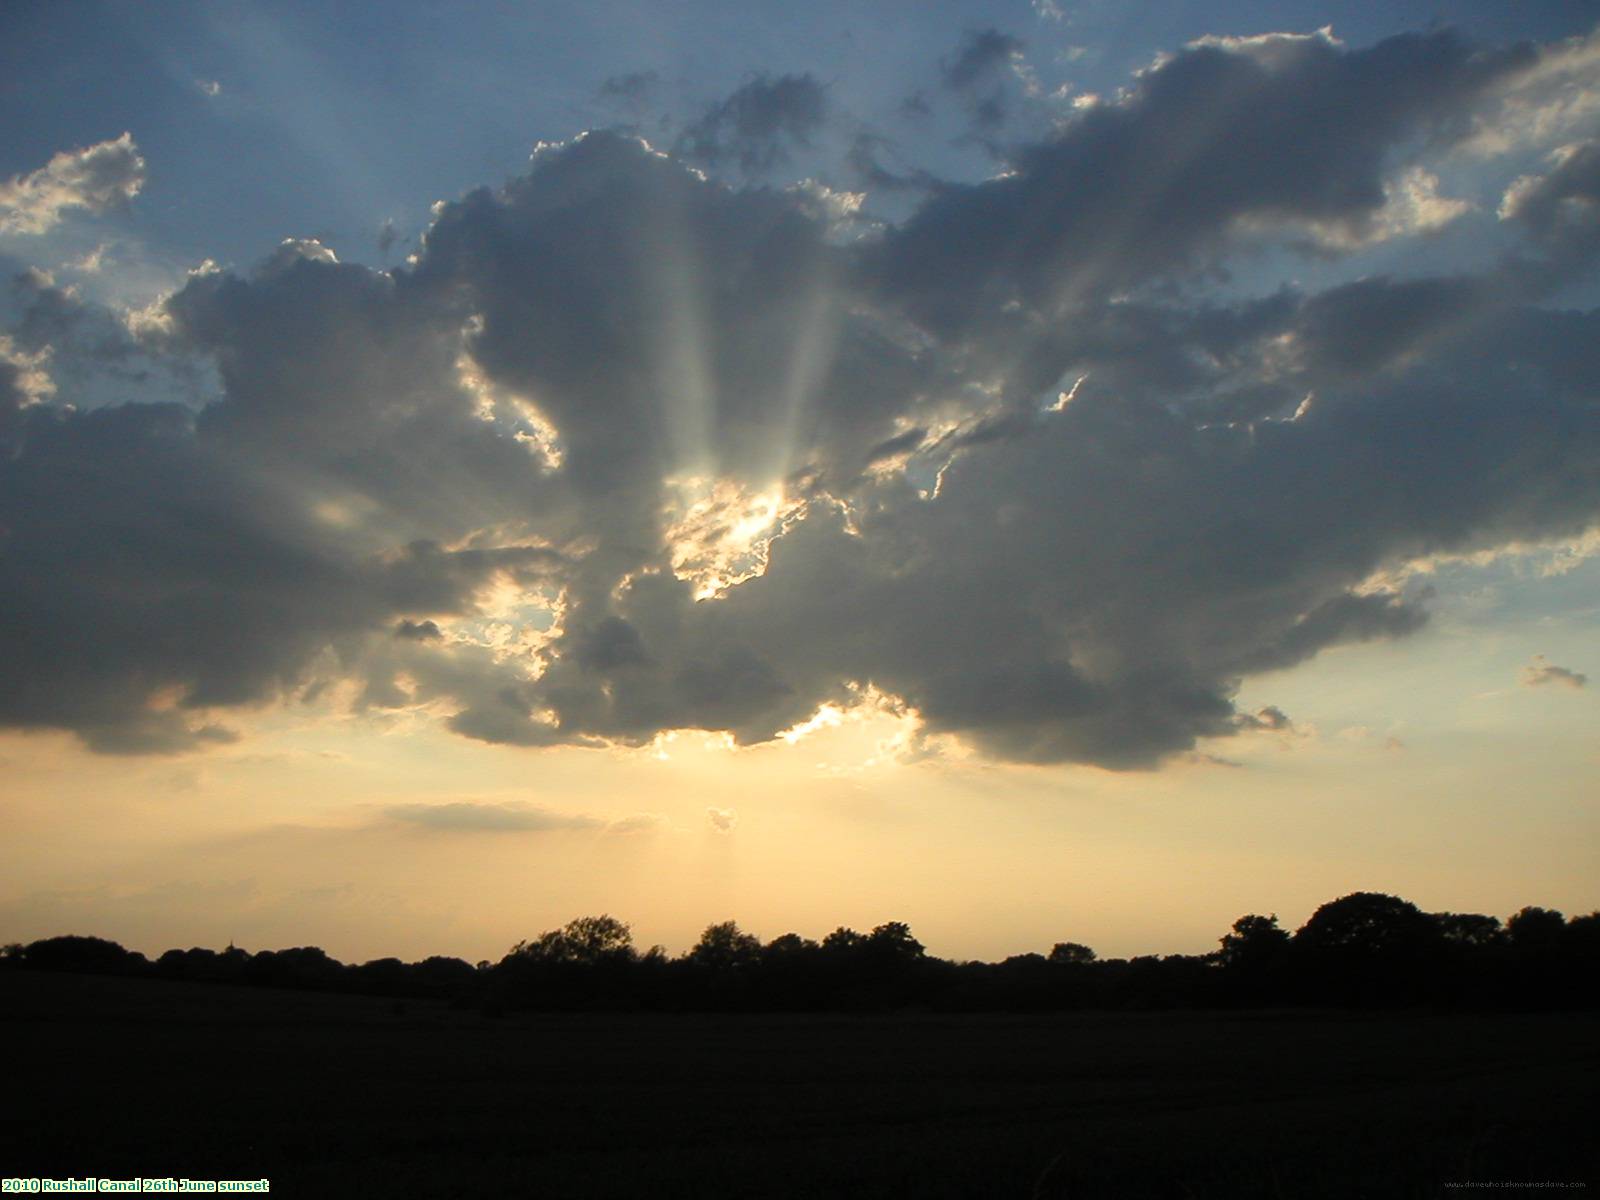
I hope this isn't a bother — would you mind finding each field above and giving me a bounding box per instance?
[3,970,1596,1197]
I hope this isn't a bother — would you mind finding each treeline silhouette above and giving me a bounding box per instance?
[5,892,1597,1013]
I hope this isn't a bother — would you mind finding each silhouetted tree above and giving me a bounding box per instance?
[563,914,637,962]
[512,915,636,966]
[414,955,478,997]
[820,927,867,955]
[499,915,639,1009]
[354,957,410,995]
[1294,892,1446,1005]
[1566,912,1600,950]
[808,924,931,1008]
[1217,915,1288,969]
[688,921,763,971]
[1214,914,1290,1004]
[1433,912,1505,949]
[23,935,148,976]
[751,933,822,1008]
[1506,906,1565,952]
[1295,893,1441,956]
[1048,941,1097,965]
[11,891,1598,1014]
[1566,913,1600,1004]
[866,921,926,961]
[247,945,345,991]
[764,933,819,958]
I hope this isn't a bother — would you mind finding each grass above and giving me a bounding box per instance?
[3,970,1595,1197]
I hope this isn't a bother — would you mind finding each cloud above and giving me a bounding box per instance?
[877,28,1531,334]
[0,134,146,236]
[942,29,1025,91]
[1236,593,1431,675]
[707,807,737,832]
[605,812,668,836]
[3,27,1600,771]
[937,29,1029,134]
[1307,166,1470,249]
[598,71,661,110]
[0,332,54,422]
[1183,751,1243,768]
[395,619,443,641]
[1240,706,1292,732]
[0,249,570,751]
[676,74,828,173]
[2,267,204,412]
[385,801,604,832]
[68,243,113,274]
[385,801,666,836]
[376,218,402,257]
[1500,140,1600,259]
[1465,28,1600,158]
[1522,655,1588,689]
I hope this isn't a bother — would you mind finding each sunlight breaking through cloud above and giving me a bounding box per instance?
[664,477,805,599]
[3,17,1600,773]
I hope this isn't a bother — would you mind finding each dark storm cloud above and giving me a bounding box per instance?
[4,25,1600,769]
[676,74,828,174]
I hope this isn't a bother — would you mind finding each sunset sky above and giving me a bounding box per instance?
[2,0,1596,966]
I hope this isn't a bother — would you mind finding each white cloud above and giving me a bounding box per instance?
[0,133,146,236]
[1464,28,1600,158]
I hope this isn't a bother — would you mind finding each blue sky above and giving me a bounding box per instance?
[7,1,1597,276]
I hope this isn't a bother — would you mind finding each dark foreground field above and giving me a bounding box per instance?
[3,971,1595,1198]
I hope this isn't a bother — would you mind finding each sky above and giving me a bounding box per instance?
[1,0,1597,966]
